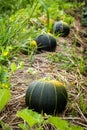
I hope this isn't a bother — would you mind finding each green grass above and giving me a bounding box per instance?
[47,50,86,74]
[0,0,75,65]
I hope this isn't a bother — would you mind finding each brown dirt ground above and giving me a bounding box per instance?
[0,9,87,130]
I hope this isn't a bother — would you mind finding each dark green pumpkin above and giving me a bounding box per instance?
[35,34,57,52]
[53,21,70,37]
[81,7,87,27]
[25,80,68,114]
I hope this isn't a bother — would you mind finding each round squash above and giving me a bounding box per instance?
[35,34,57,52]
[53,21,70,37]
[25,80,68,114]
[81,7,87,27]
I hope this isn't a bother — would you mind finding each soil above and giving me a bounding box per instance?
[0,8,87,130]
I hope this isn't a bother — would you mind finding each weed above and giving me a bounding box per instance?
[47,50,86,74]
[79,94,87,113]
[0,65,10,89]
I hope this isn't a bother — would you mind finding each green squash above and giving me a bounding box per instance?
[25,80,68,114]
[81,7,87,27]
[35,34,57,52]
[53,21,70,37]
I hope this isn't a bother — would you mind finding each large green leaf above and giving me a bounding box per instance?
[48,117,83,130]
[18,123,29,130]
[68,124,83,130]
[0,89,11,111]
[17,108,44,128]
[48,117,68,130]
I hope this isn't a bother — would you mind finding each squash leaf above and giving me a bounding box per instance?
[17,108,44,128]
[48,117,68,130]
[0,89,11,112]
[48,117,83,130]
[18,123,29,130]
[68,124,83,130]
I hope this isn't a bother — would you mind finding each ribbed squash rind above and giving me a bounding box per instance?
[53,21,70,37]
[25,80,68,114]
[35,34,57,52]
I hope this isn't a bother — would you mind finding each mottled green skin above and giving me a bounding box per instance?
[25,80,68,114]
